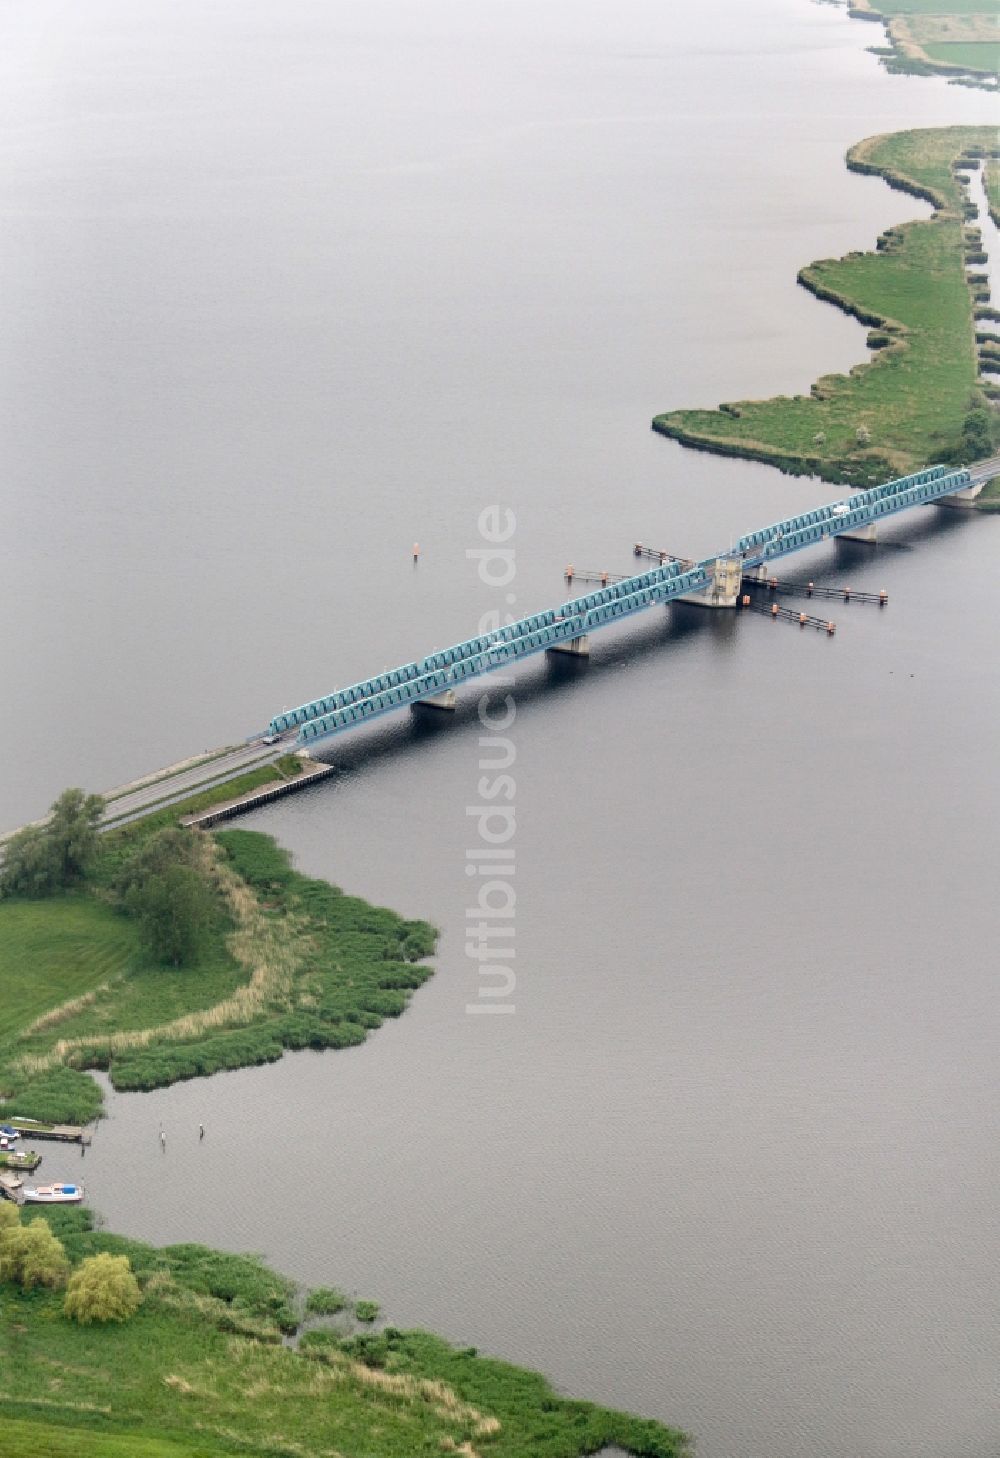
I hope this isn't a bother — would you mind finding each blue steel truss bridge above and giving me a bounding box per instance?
[267,460,997,751]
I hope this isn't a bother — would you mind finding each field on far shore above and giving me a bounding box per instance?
[921,41,999,69]
[859,0,996,15]
[848,1,999,86]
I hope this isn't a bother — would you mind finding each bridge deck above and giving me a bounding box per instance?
[270,463,982,748]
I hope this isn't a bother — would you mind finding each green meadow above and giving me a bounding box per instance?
[921,41,999,69]
[861,0,997,16]
[0,899,136,1045]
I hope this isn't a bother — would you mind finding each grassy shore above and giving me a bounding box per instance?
[653,127,999,488]
[986,161,1000,227]
[0,1207,688,1458]
[0,829,435,1125]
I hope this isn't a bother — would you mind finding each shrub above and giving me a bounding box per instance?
[160,1243,294,1323]
[306,1285,347,1315]
[0,1216,70,1289]
[354,1299,379,1323]
[64,1252,142,1323]
[299,1329,340,1353]
[341,1331,392,1367]
[119,829,217,967]
[400,921,436,960]
[0,789,104,899]
[215,830,296,890]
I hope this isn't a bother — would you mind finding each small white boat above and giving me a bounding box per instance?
[22,1182,84,1204]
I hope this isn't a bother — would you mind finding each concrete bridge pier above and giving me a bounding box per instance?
[681,555,742,608]
[937,479,987,507]
[413,690,457,711]
[838,521,878,544]
[547,635,590,657]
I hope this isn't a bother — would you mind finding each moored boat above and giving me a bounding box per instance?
[22,1182,84,1204]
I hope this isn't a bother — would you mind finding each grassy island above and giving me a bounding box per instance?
[0,1206,688,1457]
[653,127,1000,489]
[0,824,435,1126]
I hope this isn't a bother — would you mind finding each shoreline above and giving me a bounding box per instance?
[845,0,999,91]
[0,1206,689,1457]
[0,828,437,1124]
[653,127,1000,493]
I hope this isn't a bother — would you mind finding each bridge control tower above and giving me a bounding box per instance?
[681,555,743,609]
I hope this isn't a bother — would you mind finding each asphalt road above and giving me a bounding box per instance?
[100,740,292,825]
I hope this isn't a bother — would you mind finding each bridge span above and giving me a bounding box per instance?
[269,460,997,750]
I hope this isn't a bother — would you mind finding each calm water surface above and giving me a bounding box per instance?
[1,3,998,1456]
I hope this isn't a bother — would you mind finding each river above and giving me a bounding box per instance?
[1,2,998,1455]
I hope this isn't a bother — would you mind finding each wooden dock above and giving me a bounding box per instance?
[740,598,836,633]
[632,544,688,565]
[180,757,336,829]
[0,1169,24,1203]
[561,567,628,586]
[750,576,888,605]
[8,1119,91,1144]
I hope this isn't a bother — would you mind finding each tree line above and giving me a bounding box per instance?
[1,788,217,968]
